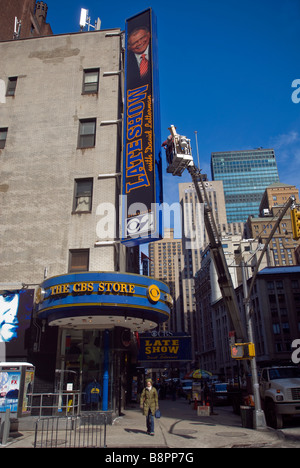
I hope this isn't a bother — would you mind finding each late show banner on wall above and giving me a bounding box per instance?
[138,333,192,362]
[122,8,163,246]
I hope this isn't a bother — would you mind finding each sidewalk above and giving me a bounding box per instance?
[105,399,288,449]
[2,398,300,448]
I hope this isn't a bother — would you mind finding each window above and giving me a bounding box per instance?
[278,294,286,303]
[73,179,93,212]
[78,119,96,148]
[69,249,89,272]
[294,294,300,303]
[83,69,100,94]
[269,294,276,304]
[275,343,283,352]
[282,322,290,334]
[6,77,17,96]
[0,128,8,149]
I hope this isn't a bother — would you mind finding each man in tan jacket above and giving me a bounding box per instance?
[140,378,159,435]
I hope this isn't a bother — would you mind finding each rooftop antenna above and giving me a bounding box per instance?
[79,8,101,31]
[194,131,200,169]
[13,17,22,39]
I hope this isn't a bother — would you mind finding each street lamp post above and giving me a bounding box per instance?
[241,261,267,430]
[240,195,296,429]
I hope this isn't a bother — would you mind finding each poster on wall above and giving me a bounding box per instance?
[22,370,34,414]
[0,289,34,357]
[0,369,21,412]
[122,8,163,246]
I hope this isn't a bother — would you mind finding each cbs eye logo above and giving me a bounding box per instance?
[126,213,153,236]
[147,285,160,303]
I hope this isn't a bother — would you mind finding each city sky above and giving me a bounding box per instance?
[45,0,300,241]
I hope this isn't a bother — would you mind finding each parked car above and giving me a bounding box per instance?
[213,382,228,405]
[179,380,193,401]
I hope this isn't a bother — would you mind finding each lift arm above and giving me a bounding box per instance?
[246,195,296,302]
[187,164,246,341]
[165,125,246,341]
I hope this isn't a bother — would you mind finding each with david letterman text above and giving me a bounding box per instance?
[126,85,151,193]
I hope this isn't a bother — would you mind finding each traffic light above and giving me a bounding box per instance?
[231,343,255,360]
[291,208,300,240]
[231,344,244,359]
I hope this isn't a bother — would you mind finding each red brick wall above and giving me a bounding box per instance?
[0,0,52,41]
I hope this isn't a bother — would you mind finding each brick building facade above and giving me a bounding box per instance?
[0,0,52,41]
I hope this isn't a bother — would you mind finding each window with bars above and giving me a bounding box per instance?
[6,77,17,96]
[78,119,96,148]
[83,69,100,94]
[69,249,89,272]
[0,128,8,149]
[73,178,93,213]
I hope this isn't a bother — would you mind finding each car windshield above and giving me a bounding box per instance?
[269,368,300,380]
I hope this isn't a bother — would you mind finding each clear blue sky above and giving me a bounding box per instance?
[45,0,300,219]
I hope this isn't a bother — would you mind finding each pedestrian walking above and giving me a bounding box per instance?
[140,378,159,435]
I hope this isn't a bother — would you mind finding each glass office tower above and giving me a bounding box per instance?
[211,148,279,223]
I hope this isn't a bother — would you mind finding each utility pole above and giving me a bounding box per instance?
[241,261,266,429]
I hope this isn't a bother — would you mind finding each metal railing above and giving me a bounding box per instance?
[34,413,107,448]
[29,392,81,418]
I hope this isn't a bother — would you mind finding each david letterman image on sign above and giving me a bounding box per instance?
[127,26,151,83]
[0,292,19,342]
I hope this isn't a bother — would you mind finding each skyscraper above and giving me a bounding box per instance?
[211,148,280,223]
[148,228,182,331]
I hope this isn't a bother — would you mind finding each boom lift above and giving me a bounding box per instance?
[163,125,246,341]
[163,126,297,429]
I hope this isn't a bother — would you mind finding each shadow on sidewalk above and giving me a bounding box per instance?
[124,428,148,435]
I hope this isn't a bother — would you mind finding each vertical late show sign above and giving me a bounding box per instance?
[122,9,163,246]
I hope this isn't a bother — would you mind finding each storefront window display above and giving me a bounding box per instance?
[58,329,115,412]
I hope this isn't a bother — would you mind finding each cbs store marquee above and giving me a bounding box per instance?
[35,271,172,331]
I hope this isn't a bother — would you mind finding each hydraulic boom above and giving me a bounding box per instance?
[163,125,246,341]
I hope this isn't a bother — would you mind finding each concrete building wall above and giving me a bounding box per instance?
[0,30,123,285]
